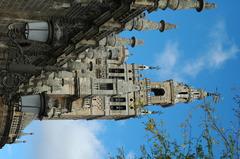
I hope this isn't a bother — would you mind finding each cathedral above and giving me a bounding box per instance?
[0,0,216,148]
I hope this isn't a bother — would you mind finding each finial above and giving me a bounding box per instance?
[149,66,161,70]
[135,64,150,70]
[204,2,216,9]
[149,111,162,115]
[207,92,221,103]
[14,140,27,144]
[21,132,34,136]
[140,109,161,115]
[135,65,160,70]
[196,0,216,12]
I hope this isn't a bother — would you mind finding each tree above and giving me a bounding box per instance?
[110,95,240,159]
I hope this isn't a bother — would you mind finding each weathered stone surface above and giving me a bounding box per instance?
[0,0,216,148]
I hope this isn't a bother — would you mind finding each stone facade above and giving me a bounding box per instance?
[0,0,216,148]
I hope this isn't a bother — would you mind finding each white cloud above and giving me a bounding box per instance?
[158,42,179,69]
[209,43,238,68]
[184,57,205,77]
[156,20,239,80]
[208,21,239,67]
[36,120,105,159]
[156,42,183,81]
[186,21,239,76]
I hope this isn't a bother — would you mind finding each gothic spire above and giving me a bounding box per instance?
[138,109,161,116]
[19,132,34,137]
[99,35,144,47]
[134,64,161,70]
[14,140,27,144]
[125,18,176,32]
[169,81,209,104]
[159,20,177,32]
[159,0,216,12]
[133,0,216,12]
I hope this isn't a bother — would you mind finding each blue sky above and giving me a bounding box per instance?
[1,0,240,158]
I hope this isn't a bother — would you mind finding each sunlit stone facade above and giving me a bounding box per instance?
[0,0,216,148]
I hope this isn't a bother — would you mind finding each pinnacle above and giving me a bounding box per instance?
[160,20,177,32]
[207,92,221,103]
[204,2,216,9]
[115,36,144,48]
[196,0,217,12]
[126,18,176,32]
[156,0,216,12]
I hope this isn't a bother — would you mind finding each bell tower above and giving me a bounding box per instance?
[146,80,209,107]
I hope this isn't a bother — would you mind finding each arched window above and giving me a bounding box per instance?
[151,88,165,96]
